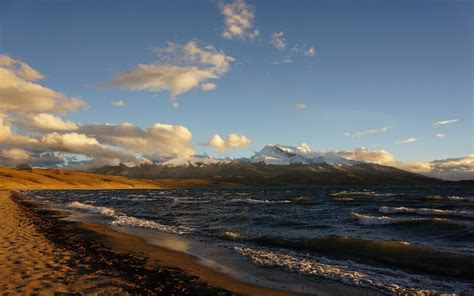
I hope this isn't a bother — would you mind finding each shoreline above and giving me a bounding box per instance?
[4,190,384,295]
[9,190,293,295]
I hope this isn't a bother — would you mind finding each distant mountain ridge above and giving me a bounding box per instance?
[251,144,359,165]
[94,145,446,186]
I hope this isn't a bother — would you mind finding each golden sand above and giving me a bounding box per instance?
[0,191,135,294]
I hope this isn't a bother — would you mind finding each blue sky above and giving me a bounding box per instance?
[0,0,472,162]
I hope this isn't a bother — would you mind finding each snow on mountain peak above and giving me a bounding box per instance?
[251,144,359,165]
[159,155,231,167]
[122,157,154,168]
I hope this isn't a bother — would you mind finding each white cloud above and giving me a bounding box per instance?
[270,32,286,50]
[295,103,306,109]
[0,55,43,81]
[334,147,397,165]
[332,147,472,180]
[0,148,31,162]
[304,47,316,57]
[436,133,445,139]
[112,100,125,107]
[108,41,234,107]
[395,137,417,144]
[433,119,459,126]
[41,132,136,164]
[0,55,86,114]
[291,45,318,58]
[79,122,195,160]
[201,83,217,91]
[17,113,79,132]
[345,127,389,138]
[220,0,259,40]
[0,113,38,146]
[427,155,474,180]
[207,133,251,153]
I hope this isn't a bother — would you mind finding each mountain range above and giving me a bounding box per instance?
[94,145,457,186]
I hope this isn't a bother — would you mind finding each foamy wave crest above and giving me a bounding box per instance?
[331,191,396,198]
[234,246,474,295]
[230,198,291,204]
[351,212,427,225]
[66,201,117,217]
[380,206,474,218]
[66,202,190,234]
[448,196,474,202]
[111,215,191,234]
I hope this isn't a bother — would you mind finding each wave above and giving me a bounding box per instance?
[380,206,474,218]
[330,191,397,198]
[65,201,190,234]
[448,196,474,202]
[110,215,191,234]
[229,198,292,204]
[66,201,117,217]
[351,212,428,225]
[234,245,474,295]
[223,231,241,240]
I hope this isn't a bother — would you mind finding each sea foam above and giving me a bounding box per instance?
[379,206,474,218]
[66,201,190,234]
[234,245,474,295]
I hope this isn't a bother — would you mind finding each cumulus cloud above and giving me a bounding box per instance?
[0,55,201,168]
[112,100,125,107]
[433,119,459,126]
[201,83,217,91]
[108,41,234,107]
[429,155,474,178]
[344,127,389,138]
[304,47,317,57]
[0,148,31,162]
[0,113,38,146]
[334,147,397,165]
[41,132,135,162]
[436,133,445,139]
[270,32,286,50]
[220,0,259,40]
[395,137,417,144]
[0,55,86,114]
[207,133,252,153]
[79,122,195,160]
[16,113,79,132]
[330,146,473,180]
[295,103,306,109]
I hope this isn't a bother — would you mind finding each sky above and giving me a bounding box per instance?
[0,0,472,178]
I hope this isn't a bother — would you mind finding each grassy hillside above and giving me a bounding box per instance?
[0,166,221,190]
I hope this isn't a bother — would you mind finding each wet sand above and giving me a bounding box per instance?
[2,190,382,296]
[3,190,295,295]
[0,190,136,294]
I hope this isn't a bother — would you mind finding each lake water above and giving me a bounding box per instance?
[26,186,474,295]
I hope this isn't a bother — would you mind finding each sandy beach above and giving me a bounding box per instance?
[0,190,138,294]
[0,187,386,296]
[0,190,295,295]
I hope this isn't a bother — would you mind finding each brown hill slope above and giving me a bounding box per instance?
[0,166,218,190]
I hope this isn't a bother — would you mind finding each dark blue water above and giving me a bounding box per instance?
[26,186,474,295]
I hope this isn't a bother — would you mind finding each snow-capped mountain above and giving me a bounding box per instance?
[251,144,359,165]
[122,157,154,168]
[158,155,231,167]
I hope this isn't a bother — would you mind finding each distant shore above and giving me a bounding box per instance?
[0,165,237,190]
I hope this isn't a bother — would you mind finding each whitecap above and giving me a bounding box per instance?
[66,201,117,217]
[234,245,474,295]
[379,206,474,219]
